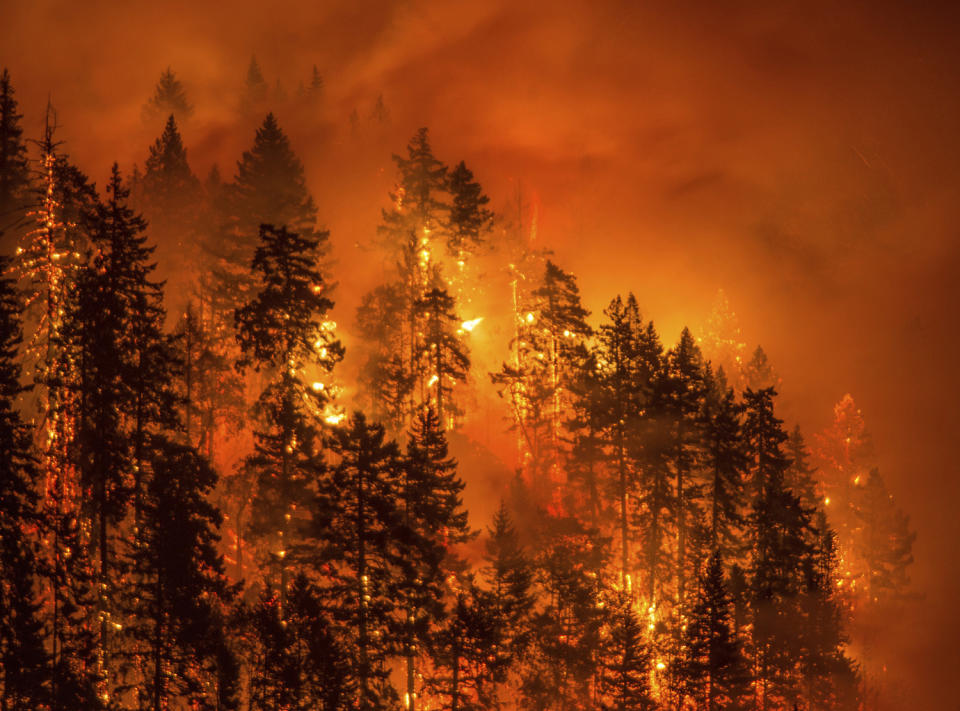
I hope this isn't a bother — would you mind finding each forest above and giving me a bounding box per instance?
[0,63,917,711]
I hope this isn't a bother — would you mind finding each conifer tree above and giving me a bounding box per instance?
[742,346,777,392]
[426,580,499,711]
[521,514,607,711]
[415,288,470,426]
[584,294,660,589]
[446,161,493,259]
[661,327,707,614]
[137,115,201,306]
[785,426,820,513]
[207,114,324,322]
[355,283,414,432]
[305,413,405,711]
[398,407,472,711]
[744,388,812,710]
[241,56,269,114]
[702,374,748,562]
[0,69,30,250]
[247,575,353,711]
[142,68,193,123]
[0,255,50,710]
[235,224,342,603]
[481,502,535,700]
[853,468,915,602]
[796,513,860,711]
[493,261,591,497]
[596,592,655,711]
[675,551,751,711]
[124,438,237,711]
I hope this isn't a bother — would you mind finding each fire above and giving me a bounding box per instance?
[461,317,483,332]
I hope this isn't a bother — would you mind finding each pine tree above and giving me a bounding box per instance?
[0,255,50,710]
[481,502,535,701]
[853,468,915,603]
[206,114,324,323]
[305,413,405,711]
[585,294,660,589]
[414,288,470,426]
[446,161,493,258]
[142,68,193,123]
[399,407,473,711]
[742,346,777,392]
[370,94,390,124]
[241,56,269,114]
[0,69,30,251]
[138,115,201,304]
[246,575,353,711]
[744,388,811,710]
[785,426,820,513]
[796,513,860,711]
[701,374,748,562]
[493,261,591,497]
[426,580,499,711]
[124,438,236,711]
[521,514,607,711]
[355,283,414,432]
[596,592,655,711]
[657,327,708,617]
[675,551,751,711]
[235,224,343,604]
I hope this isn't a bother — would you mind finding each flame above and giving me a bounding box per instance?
[461,317,483,332]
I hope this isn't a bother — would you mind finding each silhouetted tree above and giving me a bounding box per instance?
[142,68,193,123]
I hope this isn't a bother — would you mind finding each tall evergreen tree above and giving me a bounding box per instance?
[596,592,655,711]
[674,551,751,711]
[493,261,591,497]
[235,224,342,604]
[305,413,405,711]
[142,68,193,123]
[124,438,237,711]
[0,69,30,250]
[398,407,473,711]
[414,288,470,426]
[240,56,269,114]
[701,374,748,562]
[660,327,707,614]
[0,255,50,710]
[206,114,324,323]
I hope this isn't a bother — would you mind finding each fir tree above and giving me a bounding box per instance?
[142,68,193,123]
[596,592,655,711]
[853,468,915,602]
[0,255,50,710]
[702,374,748,562]
[481,502,535,700]
[235,224,342,604]
[796,513,860,711]
[124,438,236,711]
[675,551,751,711]
[742,346,777,392]
[660,327,707,614]
[414,288,470,426]
[398,407,473,711]
[246,576,353,711]
[0,69,30,250]
[446,160,493,258]
[206,114,324,322]
[305,413,405,711]
[785,426,820,513]
[241,56,269,114]
[493,261,591,497]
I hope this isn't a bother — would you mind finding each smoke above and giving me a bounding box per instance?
[4,0,959,705]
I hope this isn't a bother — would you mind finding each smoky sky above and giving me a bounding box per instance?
[3,0,960,705]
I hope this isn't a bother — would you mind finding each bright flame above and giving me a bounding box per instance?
[427,374,439,387]
[461,317,483,332]
[311,381,324,392]
[525,312,535,324]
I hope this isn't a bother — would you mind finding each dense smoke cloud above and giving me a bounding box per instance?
[3,0,958,705]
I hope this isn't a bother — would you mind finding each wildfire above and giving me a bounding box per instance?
[461,317,483,332]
